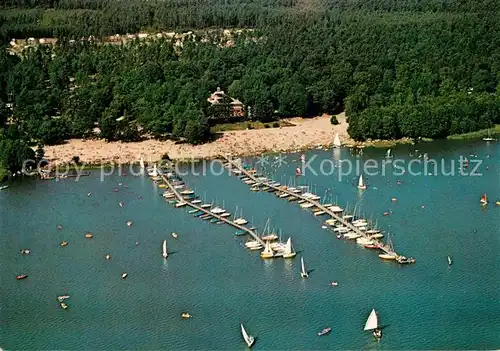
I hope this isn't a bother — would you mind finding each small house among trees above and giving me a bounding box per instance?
[207,87,245,121]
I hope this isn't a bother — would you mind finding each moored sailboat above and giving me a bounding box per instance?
[282,237,296,259]
[260,240,274,259]
[240,323,255,348]
[364,309,382,339]
[333,133,341,148]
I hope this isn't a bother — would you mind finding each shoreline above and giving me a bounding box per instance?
[43,113,416,166]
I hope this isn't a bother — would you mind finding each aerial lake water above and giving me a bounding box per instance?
[1,139,499,349]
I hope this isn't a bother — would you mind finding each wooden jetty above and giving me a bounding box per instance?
[157,170,265,247]
[222,156,413,261]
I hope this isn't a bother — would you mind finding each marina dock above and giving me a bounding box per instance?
[222,156,414,263]
[157,170,265,247]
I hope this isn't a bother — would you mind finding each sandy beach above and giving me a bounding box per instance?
[45,113,356,165]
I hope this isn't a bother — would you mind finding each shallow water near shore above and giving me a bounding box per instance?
[1,139,499,350]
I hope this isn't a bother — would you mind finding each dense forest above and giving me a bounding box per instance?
[1,0,499,177]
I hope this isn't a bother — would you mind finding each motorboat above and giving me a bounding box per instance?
[121,272,128,279]
[175,202,187,208]
[396,255,416,264]
[356,237,374,246]
[0,185,9,190]
[57,295,70,302]
[171,232,178,239]
[344,232,361,239]
[85,233,93,239]
[20,249,31,255]
[181,312,192,319]
[317,327,332,336]
[105,254,111,260]
[60,241,68,247]
[60,302,69,310]
[331,281,339,287]
[16,274,28,280]
[379,253,397,260]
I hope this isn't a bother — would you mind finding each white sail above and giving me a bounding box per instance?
[240,324,254,347]
[140,157,145,170]
[162,240,168,258]
[358,174,365,188]
[364,309,378,331]
[386,149,392,158]
[301,257,307,275]
[284,238,292,254]
[153,164,158,177]
[333,133,341,148]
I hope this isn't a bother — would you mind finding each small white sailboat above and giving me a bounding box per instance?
[385,149,393,158]
[139,157,145,173]
[357,174,367,190]
[300,256,308,278]
[162,240,168,258]
[447,256,452,266]
[260,240,274,259]
[364,309,382,339]
[282,237,296,259]
[333,133,341,148]
[148,163,158,177]
[240,323,255,348]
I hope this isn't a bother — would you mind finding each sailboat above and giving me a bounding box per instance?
[357,174,367,190]
[333,133,341,148]
[364,309,382,339]
[240,323,255,348]
[480,194,488,206]
[447,256,452,266]
[139,157,145,173]
[162,240,168,258]
[385,149,393,159]
[300,256,308,278]
[282,237,296,259]
[482,129,496,141]
[379,234,397,260]
[260,240,274,259]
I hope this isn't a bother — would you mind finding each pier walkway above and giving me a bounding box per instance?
[157,170,265,247]
[222,156,403,257]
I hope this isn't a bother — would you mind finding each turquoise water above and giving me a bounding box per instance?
[1,140,499,349]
